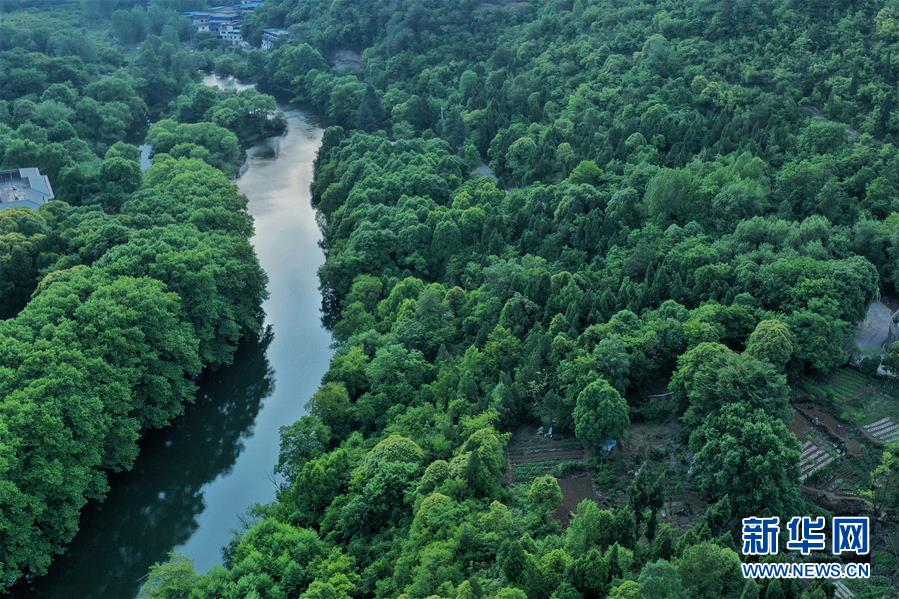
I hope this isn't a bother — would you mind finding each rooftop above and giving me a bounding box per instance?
[0,168,55,211]
[187,8,239,17]
[186,2,261,18]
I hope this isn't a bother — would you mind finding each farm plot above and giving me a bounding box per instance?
[799,440,839,482]
[506,425,587,483]
[862,417,899,444]
[798,368,899,427]
[799,368,871,403]
[506,426,597,527]
[833,580,854,599]
[793,371,891,504]
[791,411,843,482]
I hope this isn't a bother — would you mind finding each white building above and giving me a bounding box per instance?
[0,168,55,211]
[261,28,290,50]
[185,3,262,46]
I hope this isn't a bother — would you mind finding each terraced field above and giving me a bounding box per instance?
[506,431,587,482]
[862,417,899,444]
[799,368,872,402]
[799,440,838,482]
[799,368,899,426]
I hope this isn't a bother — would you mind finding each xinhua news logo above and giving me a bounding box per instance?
[740,516,871,580]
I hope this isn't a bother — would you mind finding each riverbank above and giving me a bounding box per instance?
[16,76,330,599]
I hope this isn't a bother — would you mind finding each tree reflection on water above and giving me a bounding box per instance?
[14,329,275,599]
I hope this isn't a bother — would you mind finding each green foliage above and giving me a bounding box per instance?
[566,500,616,554]
[0,11,269,588]
[0,208,50,317]
[0,156,264,588]
[745,319,795,370]
[15,0,899,594]
[672,342,792,428]
[139,554,200,599]
[688,403,801,517]
[0,14,201,200]
[863,441,899,521]
[637,559,686,599]
[526,474,562,529]
[676,542,743,599]
[277,416,332,485]
[573,378,630,447]
[171,84,286,146]
[609,580,641,599]
[571,548,609,596]
[146,119,239,175]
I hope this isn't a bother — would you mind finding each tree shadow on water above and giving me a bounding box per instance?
[12,329,275,599]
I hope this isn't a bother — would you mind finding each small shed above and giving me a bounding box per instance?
[600,439,618,453]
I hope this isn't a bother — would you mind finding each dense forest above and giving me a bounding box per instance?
[2,0,899,597]
[129,0,899,598]
[0,4,282,590]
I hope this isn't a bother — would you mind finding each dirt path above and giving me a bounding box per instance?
[801,486,874,516]
[795,402,862,457]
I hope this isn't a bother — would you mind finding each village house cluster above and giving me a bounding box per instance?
[184,2,290,50]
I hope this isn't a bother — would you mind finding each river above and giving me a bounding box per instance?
[15,75,330,598]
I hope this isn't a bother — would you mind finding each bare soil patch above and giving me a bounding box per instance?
[554,474,599,527]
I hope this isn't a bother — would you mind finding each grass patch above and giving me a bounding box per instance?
[513,460,562,482]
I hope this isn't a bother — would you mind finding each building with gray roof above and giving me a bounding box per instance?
[0,168,55,211]
[262,28,290,50]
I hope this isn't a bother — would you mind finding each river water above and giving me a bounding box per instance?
[15,75,330,598]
